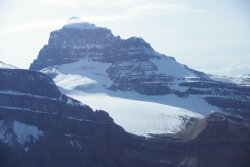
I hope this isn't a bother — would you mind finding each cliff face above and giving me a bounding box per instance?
[29,23,160,71]
[29,20,207,96]
[0,69,132,167]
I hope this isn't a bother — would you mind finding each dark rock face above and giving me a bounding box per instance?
[0,69,60,98]
[29,27,155,71]
[0,69,129,166]
[178,112,250,140]
[0,69,250,167]
[177,112,250,167]
[180,81,250,117]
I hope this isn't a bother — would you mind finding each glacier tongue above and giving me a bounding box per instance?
[62,89,204,136]
[42,58,208,136]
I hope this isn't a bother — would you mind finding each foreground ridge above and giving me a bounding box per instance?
[0,69,250,167]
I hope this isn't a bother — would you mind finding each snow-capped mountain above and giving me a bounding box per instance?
[0,61,17,69]
[30,18,250,136]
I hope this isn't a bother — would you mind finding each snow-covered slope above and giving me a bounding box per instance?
[41,58,212,136]
[64,90,203,136]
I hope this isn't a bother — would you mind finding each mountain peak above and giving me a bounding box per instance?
[63,17,96,30]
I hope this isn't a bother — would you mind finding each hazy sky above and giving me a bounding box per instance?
[0,0,249,76]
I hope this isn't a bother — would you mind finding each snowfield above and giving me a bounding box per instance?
[61,89,204,136]
[39,58,223,136]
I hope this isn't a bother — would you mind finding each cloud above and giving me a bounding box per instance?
[128,3,188,16]
[35,0,133,7]
[0,15,129,37]
[192,9,207,13]
[0,1,190,37]
[0,20,65,37]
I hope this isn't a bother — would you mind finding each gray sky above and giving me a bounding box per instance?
[0,0,249,76]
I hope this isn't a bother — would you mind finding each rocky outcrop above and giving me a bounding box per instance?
[0,69,60,98]
[176,112,250,167]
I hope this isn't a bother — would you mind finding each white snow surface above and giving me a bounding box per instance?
[41,58,220,136]
[13,121,43,145]
[54,74,97,90]
[0,61,17,69]
[151,57,198,78]
[44,58,113,91]
[62,89,204,136]
[0,120,43,146]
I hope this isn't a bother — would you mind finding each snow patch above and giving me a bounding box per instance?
[49,58,113,91]
[151,57,198,78]
[54,73,97,90]
[69,140,82,149]
[13,121,43,145]
[0,120,43,146]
